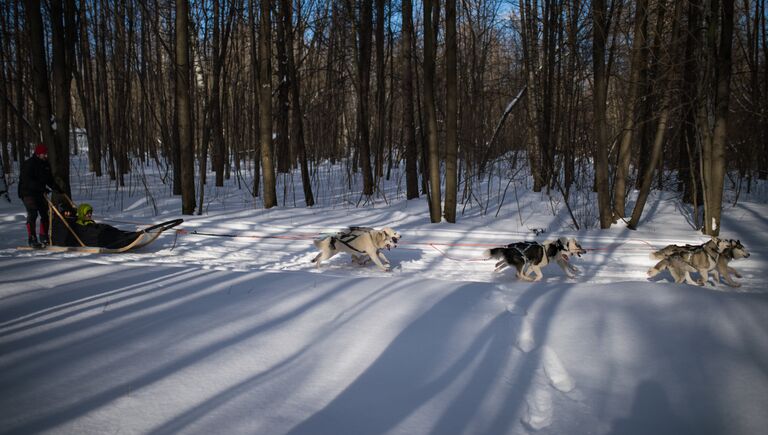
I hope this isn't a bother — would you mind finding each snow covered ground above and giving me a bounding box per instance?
[1,159,767,434]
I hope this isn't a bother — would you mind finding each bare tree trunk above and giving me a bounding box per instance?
[211,0,230,187]
[275,0,291,174]
[424,0,441,222]
[98,0,117,183]
[284,0,314,206]
[700,0,734,236]
[520,0,543,192]
[628,0,679,229]
[679,0,702,206]
[629,95,671,229]
[356,0,375,196]
[75,0,102,176]
[175,0,196,214]
[402,0,419,199]
[592,0,612,228]
[614,0,648,219]
[25,0,58,163]
[635,0,666,190]
[249,0,261,197]
[259,0,277,208]
[373,0,387,182]
[14,0,27,164]
[444,0,458,223]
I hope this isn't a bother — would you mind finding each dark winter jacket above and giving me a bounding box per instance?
[18,155,59,199]
[51,215,79,247]
[74,222,141,249]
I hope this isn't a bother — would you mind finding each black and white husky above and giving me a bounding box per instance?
[484,238,587,281]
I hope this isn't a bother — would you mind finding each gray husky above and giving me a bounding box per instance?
[647,237,739,286]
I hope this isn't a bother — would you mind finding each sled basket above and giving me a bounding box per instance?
[18,218,183,253]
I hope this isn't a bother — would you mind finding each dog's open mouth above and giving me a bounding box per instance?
[561,254,570,263]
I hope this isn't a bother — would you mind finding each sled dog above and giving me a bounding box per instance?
[312,226,401,271]
[712,239,750,287]
[647,237,731,286]
[484,237,587,281]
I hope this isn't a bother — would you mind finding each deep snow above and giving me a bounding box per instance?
[1,158,767,435]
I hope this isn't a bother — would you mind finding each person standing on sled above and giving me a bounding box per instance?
[18,144,63,248]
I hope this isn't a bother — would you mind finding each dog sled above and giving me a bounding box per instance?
[17,195,183,253]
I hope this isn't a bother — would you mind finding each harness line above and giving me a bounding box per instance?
[174,227,658,259]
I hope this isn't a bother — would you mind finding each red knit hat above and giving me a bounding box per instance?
[34,144,48,156]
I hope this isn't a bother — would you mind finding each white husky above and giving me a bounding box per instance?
[312,226,401,272]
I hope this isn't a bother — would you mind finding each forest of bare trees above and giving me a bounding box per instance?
[0,0,765,235]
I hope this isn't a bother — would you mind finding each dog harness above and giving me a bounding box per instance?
[507,241,545,264]
[330,229,367,254]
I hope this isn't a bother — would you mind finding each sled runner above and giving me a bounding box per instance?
[17,194,183,253]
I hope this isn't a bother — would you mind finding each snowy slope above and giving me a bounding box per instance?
[1,161,767,435]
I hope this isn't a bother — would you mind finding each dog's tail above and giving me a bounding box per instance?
[647,259,669,277]
[484,247,506,260]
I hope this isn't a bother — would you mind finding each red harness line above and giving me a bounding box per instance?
[174,227,657,256]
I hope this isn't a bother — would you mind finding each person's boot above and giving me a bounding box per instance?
[39,234,49,246]
[28,235,42,249]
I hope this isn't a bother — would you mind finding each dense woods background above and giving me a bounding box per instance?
[0,0,765,234]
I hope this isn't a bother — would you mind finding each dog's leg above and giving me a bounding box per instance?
[317,249,340,268]
[516,271,534,281]
[366,248,391,271]
[668,266,683,283]
[529,265,544,282]
[556,257,576,278]
[720,266,742,287]
[494,260,508,272]
[377,250,390,265]
[520,264,542,281]
[697,268,713,286]
[728,266,742,278]
[722,273,742,287]
[682,271,699,285]
[514,263,534,281]
[568,262,580,274]
[689,269,706,286]
[709,269,721,286]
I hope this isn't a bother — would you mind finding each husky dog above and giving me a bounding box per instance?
[647,237,731,285]
[484,238,587,281]
[312,226,401,271]
[712,239,750,287]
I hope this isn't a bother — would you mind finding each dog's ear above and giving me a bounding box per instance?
[376,231,387,245]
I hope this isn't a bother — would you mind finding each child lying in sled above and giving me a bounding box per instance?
[50,203,141,249]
